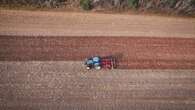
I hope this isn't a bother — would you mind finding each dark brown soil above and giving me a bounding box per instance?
[0,35,195,69]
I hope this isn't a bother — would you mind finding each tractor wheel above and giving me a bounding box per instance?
[95,66,101,70]
[86,66,91,70]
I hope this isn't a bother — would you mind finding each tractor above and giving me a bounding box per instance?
[84,56,116,70]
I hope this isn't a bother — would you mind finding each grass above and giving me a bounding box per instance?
[127,0,139,9]
[167,0,177,8]
[80,0,92,10]
[191,0,195,5]
[0,3,194,18]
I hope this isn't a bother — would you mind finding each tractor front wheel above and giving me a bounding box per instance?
[86,66,91,70]
[95,66,101,70]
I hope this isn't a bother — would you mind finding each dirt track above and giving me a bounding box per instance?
[0,61,195,110]
[0,35,195,69]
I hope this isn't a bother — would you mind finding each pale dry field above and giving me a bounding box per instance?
[0,9,195,38]
[0,61,195,110]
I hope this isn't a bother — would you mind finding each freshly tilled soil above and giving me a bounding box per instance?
[0,35,195,69]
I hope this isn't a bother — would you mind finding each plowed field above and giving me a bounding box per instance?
[0,36,195,69]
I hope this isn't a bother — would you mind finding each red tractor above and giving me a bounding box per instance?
[84,56,116,70]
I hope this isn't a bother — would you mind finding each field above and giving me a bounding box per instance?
[0,10,195,37]
[0,9,195,110]
[0,36,195,69]
[1,61,195,110]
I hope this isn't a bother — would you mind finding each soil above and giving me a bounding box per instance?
[0,36,195,69]
[0,9,195,38]
[0,61,195,110]
[0,9,195,110]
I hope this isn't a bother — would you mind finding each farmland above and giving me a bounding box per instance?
[0,9,195,110]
